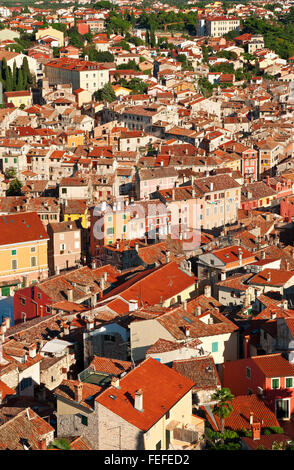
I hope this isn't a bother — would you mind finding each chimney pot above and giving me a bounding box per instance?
[29,343,37,358]
[249,412,254,425]
[111,376,120,389]
[204,285,211,298]
[74,383,83,402]
[134,389,143,412]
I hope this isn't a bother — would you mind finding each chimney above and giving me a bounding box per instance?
[111,376,120,389]
[86,319,94,331]
[4,317,10,330]
[286,261,290,271]
[134,389,143,412]
[66,288,74,302]
[23,275,29,288]
[283,299,288,310]
[74,383,83,402]
[244,335,250,359]
[91,260,97,269]
[185,325,190,337]
[182,299,187,311]
[38,438,47,451]
[195,306,202,316]
[249,411,254,425]
[135,242,139,252]
[252,421,261,441]
[29,343,37,358]
[55,266,60,275]
[209,182,214,192]
[129,299,138,312]
[204,285,211,298]
[267,272,271,283]
[260,250,265,260]
[63,322,70,335]
[165,250,170,264]
[238,248,243,265]
[1,322,6,334]
[220,271,226,281]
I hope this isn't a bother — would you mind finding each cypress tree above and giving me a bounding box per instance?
[1,58,7,88]
[6,66,13,92]
[150,29,156,48]
[12,61,17,90]
[16,67,23,91]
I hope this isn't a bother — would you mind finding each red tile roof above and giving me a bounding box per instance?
[96,357,194,431]
[204,394,279,432]
[89,356,132,376]
[0,408,54,450]
[172,356,220,391]
[0,212,49,246]
[248,269,294,287]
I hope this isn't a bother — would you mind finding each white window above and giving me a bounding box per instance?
[74,232,79,239]
[60,234,64,240]
[74,241,80,249]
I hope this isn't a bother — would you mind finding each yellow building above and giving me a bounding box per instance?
[104,206,131,245]
[4,90,32,108]
[0,212,49,286]
[63,199,88,229]
[62,130,85,148]
[112,85,132,97]
[35,26,64,47]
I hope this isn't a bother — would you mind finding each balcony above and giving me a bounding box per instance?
[166,415,205,450]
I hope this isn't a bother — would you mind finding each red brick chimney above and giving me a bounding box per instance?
[252,421,261,440]
[244,335,250,359]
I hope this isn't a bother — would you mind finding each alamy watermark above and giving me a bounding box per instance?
[92,201,202,251]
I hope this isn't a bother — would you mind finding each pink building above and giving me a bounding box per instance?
[47,220,82,276]
[135,167,179,200]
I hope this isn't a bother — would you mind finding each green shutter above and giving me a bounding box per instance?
[272,378,280,389]
[81,415,88,426]
[286,378,293,388]
[1,287,10,296]
[212,342,218,352]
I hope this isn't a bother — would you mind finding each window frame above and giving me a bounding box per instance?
[285,377,293,389]
[271,377,280,390]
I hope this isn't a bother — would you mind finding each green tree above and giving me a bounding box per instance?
[48,438,71,450]
[16,67,24,91]
[150,29,156,48]
[95,82,116,103]
[12,60,17,90]
[7,178,22,196]
[4,167,16,180]
[211,388,234,440]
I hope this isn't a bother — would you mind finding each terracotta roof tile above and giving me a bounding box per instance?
[96,357,194,431]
